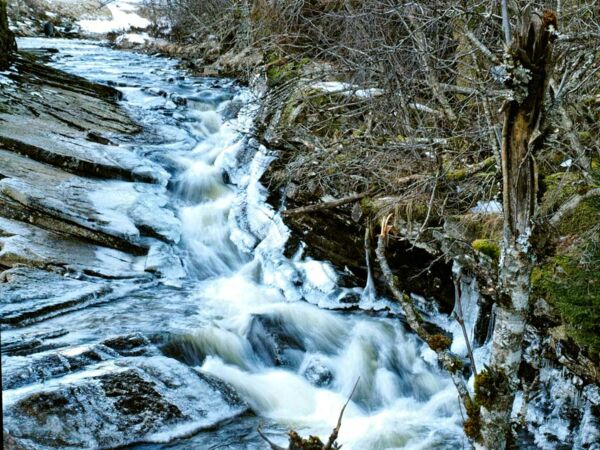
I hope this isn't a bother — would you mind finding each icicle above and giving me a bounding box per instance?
[361,224,377,302]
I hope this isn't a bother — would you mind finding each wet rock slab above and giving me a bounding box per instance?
[0,267,113,327]
[3,354,248,449]
[0,149,180,252]
[0,217,146,278]
[0,55,171,183]
[0,43,250,450]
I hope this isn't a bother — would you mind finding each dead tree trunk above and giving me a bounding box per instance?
[479,10,556,449]
[0,0,17,66]
[236,0,252,50]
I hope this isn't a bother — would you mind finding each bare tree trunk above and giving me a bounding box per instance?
[480,10,557,449]
[0,0,16,66]
[237,0,252,49]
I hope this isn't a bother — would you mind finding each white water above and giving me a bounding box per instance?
[12,38,469,449]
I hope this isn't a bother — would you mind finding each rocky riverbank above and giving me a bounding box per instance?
[1,36,255,447]
[255,57,600,450]
[141,27,600,448]
[2,1,599,447]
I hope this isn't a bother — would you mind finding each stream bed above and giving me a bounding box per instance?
[2,38,469,449]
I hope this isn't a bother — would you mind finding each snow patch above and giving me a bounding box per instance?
[79,1,150,34]
[470,200,502,214]
[312,81,383,99]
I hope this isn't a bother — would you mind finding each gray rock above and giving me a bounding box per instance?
[0,149,180,252]
[144,242,186,281]
[0,268,113,327]
[0,217,146,278]
[2,333,156,390]
[246,314,305,368]
[0,55,169,185]
[3,355,248,449]
[1,328,69,356]
[302,356,333,387]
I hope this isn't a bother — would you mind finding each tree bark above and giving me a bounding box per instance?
[0,0,17,66]
[480,10,556,449]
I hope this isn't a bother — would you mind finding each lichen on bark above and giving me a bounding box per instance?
[482,9,557,449]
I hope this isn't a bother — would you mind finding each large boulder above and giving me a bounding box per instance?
[3,353,248,448]
[246,313,305,368]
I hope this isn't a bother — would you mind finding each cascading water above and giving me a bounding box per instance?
[7,38,473,449]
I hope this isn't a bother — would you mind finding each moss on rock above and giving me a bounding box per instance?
[540,172,584,215]
[266,55,310,87]
[428,334,452,351]
[532,246,600,355]
[557,196,600,236]
[463,397,482,441]
[472,239,500,261]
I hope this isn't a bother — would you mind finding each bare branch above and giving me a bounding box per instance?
[375,232,472,406]
[257,424,286,450]
[501,0,512,45]
[282,192,372,217]
[322,377,360,450]
[549,188,600,227]
[464,28,499,64]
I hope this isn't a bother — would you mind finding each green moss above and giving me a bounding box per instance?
[427,334,452,351]
[463,397,482,441]
[578,131,592,146]
[450,214,503,242]
[558,196,600,236]
[448,355,464,373]
[266,57,310,87]
[472,239,500,261]
[393,202,429,222]
[401,293,424,323]
[474,367,508,410]
[532,246,600,355]
[351,125,367,138]
[359,197,377,216]
[446,168,468,181]
[540,172,583,215]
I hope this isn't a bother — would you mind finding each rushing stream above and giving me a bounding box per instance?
[6,38,471,449]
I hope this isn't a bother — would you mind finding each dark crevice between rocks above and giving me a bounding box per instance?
[137,224,173,244]
[0,287,112,327]
[0,135,154,183]
[86,131,113,145]
[1,329,70,356]
[80,268,152,280]
[0,193,149,256]
[43,109,88,131]
[14,53,125,103]
[280,202,455,312]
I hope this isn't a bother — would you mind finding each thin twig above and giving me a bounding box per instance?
[282,191,372,217]
[323,377,360,450]
[257,424,286,450]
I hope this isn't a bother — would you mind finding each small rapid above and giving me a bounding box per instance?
[12,38,471,449]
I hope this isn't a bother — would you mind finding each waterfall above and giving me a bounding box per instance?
[7,38,470,449]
